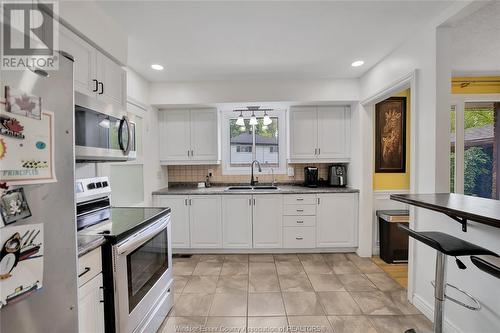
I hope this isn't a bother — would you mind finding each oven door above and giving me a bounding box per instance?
[113,215,173,333]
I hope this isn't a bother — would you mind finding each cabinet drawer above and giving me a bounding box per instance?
[78,247,102,287]
[284,227,316,248]
[284,204,316,216]
[283,215,316,227]
[284,194,317,205]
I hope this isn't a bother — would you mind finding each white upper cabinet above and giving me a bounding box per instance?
[159,109,219,165]
[316,193,358,248]
[222,195,253,249]
[59,26,126,108]
[189,196,222,248]
[253,195,283,248]
[289,106,351,162]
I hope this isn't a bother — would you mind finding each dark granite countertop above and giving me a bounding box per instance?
[77,234,106,257]
[153,184,359,195]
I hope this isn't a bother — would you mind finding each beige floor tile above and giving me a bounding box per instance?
[279,273,314,292]
[365,273,402,292]
[302,261,333,274]
[173,275,190,294]
[307,274,345,292]
[331,261,361,275]
[224,254,249,262]
[298,253,326,262]
[205,317,247,333]
[174,262,198,276]
[248,293,286,316]
[327,315,377,333]
[337,274,377,291]
[276,261,305,275]
[173,294,214,316]
[249,254,275,262]
[221,262,249,275]
[322,253,348,263]
[368,315,432,333]
[216,275,248,294]
[351,260,384,274]
[273,254,300,262]
[385,290,420,315]
[287,316,333,333]
[196,254,225,263]
[247,317,288,333]
[249,273,281,292]
[350,291,402,315]
[249,262,277,275]
[209,293,248,316]
[317,292,362,315]
[183,276,219,294]
[193,262,223,276]
[161,316,206,333]
[282,292,325,316]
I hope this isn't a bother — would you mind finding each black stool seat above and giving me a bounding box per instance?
[398,224,497,257]
[471,255,500,279]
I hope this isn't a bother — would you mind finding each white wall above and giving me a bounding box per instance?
[149,78,359,106]
[360,1,500,332]
[58,1,127,64]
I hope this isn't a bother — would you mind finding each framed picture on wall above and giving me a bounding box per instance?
[375,96,406,173]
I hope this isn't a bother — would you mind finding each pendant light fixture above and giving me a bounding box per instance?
[236,110,245,126]
[249,110,258,126]
[263,110,272,126]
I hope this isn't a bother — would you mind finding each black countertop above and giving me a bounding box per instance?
[77,234,106,257]
[390,193,500,229]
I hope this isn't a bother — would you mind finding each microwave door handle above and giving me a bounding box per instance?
[116,216,170,255]
[118,115,132,155]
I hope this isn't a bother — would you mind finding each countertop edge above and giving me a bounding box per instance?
[77,235,106,257]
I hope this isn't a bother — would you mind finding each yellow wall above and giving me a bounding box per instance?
[373,89,411,190]
[452,76,500,94]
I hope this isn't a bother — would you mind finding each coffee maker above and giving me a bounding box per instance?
[328,164,347,187]
[304,167,319,187]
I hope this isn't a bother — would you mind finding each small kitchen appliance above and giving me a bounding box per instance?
[304,167,319,187]
[328,164,347,187]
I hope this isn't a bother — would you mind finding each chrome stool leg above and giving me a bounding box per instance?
[434,252,447,333]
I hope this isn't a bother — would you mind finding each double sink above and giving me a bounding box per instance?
[225,185,279,191]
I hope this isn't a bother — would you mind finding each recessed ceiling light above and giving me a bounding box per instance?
[151,64,164,71]
[351,60,364,67]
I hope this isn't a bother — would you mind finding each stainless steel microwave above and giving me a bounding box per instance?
[75,93,136,162]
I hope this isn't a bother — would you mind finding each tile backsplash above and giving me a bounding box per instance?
[167,164,331,184]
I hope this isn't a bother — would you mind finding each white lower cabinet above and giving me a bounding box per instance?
[222,195,253,248]
[253,195,283,248]
[284,226,316,248]
[316,193,358,247]
[154,195,190,248]
[189,195,222,248]
[78,248,104,333]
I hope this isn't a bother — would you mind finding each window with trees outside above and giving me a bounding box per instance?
[451,101,500,199]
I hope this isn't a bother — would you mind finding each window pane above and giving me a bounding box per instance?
[254,117,279,166]
[463,102,495,198]
[230,119,253,166]
[450,105,456,193]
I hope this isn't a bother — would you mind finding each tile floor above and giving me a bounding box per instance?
[159,253,431,333]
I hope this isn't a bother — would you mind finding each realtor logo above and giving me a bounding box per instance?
[1,1,59,70]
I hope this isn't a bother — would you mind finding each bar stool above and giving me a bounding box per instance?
[471,255,500,280]
[398,224,498,333]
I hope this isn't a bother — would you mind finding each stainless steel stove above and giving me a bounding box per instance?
[76,177,173,333]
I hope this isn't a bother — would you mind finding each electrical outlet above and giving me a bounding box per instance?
[208,169,214,177]
[287,167,294,177]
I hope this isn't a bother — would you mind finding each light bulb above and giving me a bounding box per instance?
[236,111,245,126]
[263,111,272,126]
[249,111,257,126]
[239,125,246,131]
[262,125,268,130]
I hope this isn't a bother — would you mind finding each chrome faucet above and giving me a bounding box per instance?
[250,160,262,186]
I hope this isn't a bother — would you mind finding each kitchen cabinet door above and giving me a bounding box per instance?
[96,52,127,108]
[317,106,350,160]
[222,195,252,248]
[78,274,104,333]
[59,26,97,98]
[253,195,283,248]
[154,195,190,248]
[189,196,222,248]
[190,109,218,162]
[316,193,358,247]
[159,110,191,162]
[289,107,318,160]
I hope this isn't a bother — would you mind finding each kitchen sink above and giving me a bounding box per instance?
[226,186,253,190]
[252,186,279,190]
[225,185,279,191]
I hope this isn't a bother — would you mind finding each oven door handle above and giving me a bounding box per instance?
[116,215,170,255]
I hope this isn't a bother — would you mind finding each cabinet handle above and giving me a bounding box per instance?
[187,150,190,157]
[314,148,317,155]
[185,199,188,206]
[78,267,91,278]
[253,198,256,205]
[296,237,303,240]
[249,198,252,206]
[191,150,194,156]
[296,198,304,201]
[92,79,98,92]
[98,81,104,95]
[296,209,304,212]
[318,148,321,155]
[189,199,192,205]
[317,197,320,205]
[296,220,304,224]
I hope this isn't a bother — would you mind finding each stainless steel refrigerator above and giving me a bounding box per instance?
[0,54,79,332]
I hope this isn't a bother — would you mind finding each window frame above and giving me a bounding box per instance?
[221,109,287,175]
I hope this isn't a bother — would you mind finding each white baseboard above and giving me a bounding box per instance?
[412,293,462,333]
[173,248,358,254]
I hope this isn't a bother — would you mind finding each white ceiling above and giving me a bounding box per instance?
[96,1,456,82]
